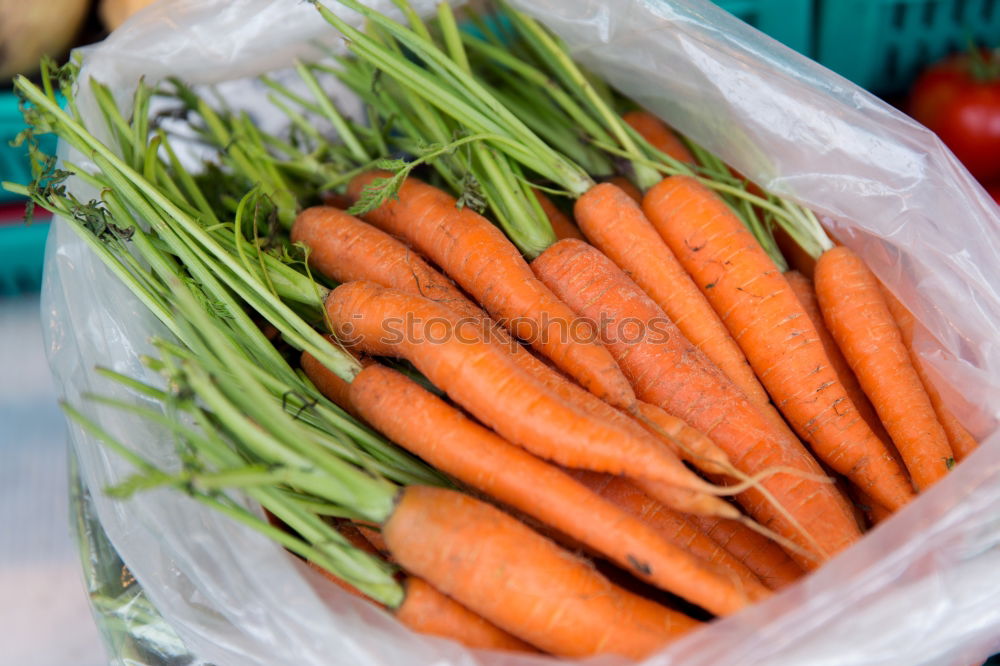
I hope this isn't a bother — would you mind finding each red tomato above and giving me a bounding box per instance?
[988,182,1000,207]
[909,49,1000,182]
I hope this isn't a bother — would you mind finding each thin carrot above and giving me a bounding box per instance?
[347,171,637,409]
[385,486,700,659]
[292,209,738,508]
[531,238,862,566]
[334,362,767,615]
[311,520,536,652]
[292,206,471,313]
[574,182,775,416]
[608,176,643,203]
[785,270,893,448]
[815,246,954,490]
[566,469,765,590]
[880,285,979,462]
[846,487,892,528]
[532,189,584,241]
[643,176,915,511]
[689,515,804,590]
[325,280,716,496]
[622,110,695,164]
[395,577,539,653]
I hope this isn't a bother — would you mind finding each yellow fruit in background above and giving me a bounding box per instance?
[99,0,158,32]
[0,0,90,80]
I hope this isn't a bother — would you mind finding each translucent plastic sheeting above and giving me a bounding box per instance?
[41,0,1000,664]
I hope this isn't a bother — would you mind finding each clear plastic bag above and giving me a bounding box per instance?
[42,1,1000,664]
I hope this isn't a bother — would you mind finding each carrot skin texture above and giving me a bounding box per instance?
[622,110,695,164]
[785,271,893,448]
[690,515,805,590]
[292,206,472,312]
[532,239,862,565]
[384,486,700,659]
[311,523,534,651]
[567,469,766,591]
[396,578,538,653]
[815,247,954,490]
[325,281,710,493]
[643,176,915,511]
[880,286,979,462]
[575,183,774,416]
[294,211,731,515]
[532,189,584,241]
[344,364,765,615]
[347,171,636,409]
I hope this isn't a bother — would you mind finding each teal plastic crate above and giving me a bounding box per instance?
[0,220,49,296]
[817,0,1000,94]
[1,89,56,296]
[714,0,815,55]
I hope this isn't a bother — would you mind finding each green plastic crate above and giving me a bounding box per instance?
[817,0,1000,94]
[714,0,815,55]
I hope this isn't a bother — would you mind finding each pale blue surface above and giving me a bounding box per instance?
[0,294,106,666]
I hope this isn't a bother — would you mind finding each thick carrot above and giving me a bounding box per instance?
[643,176,915,511]
[347,171,636,409]
[325,280,714,495]
[622,110,695,164]
[815,247,954,490]
[385,486,700,659]
[689,515,804,590]
[880,286,979,462]
[311,521,535,652]
[338,362,766,615]
[566,469,765,590]
[785,270,893,447]
[574,182,774,416]
[532,189,584,241]
[531,239,862,565]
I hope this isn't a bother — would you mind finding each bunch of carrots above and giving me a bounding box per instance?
[7,0,981,661]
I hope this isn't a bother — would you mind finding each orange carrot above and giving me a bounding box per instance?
[311,521,535,652]
[385,486,700,659]
[815,247,954,490]
[690,515,804,590]
[292,211,736,506]
[623,110,695,164]
[334,362,767,615]
[574,182,775,416]
[532,189,584,241]
[355,524,390,557]
[880,286,979,462]
[531,238,862,566]
[785,270,893,448]
[347,171,636,410]
[643,176,915,511]
[325,280,714,496]
[846,487,892,528]
[566,469,765,590]
[395,578,538,653]
[292,206,471,312]
[608,176,643,203]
